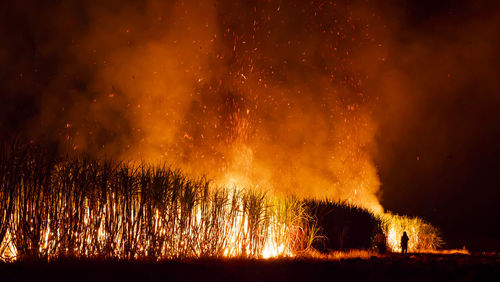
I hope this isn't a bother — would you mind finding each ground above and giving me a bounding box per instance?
[0,253,498,282]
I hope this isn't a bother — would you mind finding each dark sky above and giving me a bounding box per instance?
[0,0,499,251]
[373,0,500,251]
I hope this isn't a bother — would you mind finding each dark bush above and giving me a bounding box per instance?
[304,199,379,252]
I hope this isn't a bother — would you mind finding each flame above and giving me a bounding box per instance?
[0,162,443,262]
[217,177,294,259]
[381,213,443,253]
[0,1,449,261]
[0,170,301,261]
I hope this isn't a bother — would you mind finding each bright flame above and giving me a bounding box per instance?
[381,213,443,253]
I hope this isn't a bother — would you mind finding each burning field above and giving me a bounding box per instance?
[0,143,443,261]
[1,0,500,280]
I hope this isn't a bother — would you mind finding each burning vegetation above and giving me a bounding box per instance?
[6,0,493,262]
[0,144,312,260]
[0,143,442,261]
[381,214,443,253]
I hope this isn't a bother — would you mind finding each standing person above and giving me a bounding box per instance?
[401,231,409,254]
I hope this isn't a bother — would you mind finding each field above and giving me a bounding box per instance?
[0,253,498,282]
[0,142,442,260]
[1,143,490,281]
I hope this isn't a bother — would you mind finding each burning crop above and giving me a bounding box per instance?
[0,144,317,261]
[380,213,443,253]
[2,0,483,263]
[0,143,443,262]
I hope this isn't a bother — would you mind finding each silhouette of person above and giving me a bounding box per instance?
[401,231,409,254]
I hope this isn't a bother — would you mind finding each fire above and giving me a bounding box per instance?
[0,152,444,262]
[380,213,443,253]
[1,199,293,261]
[218,176,293,259]
[0,1,451,261]
[41,0,387,217]
[0,155,310,261]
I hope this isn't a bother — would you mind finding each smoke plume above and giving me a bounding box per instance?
[1,0,499,222]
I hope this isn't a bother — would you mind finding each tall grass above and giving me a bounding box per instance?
[0,142,443,260]
[0,143,313,260]
[379,213,443,252]
[304,199,379,252]
[303,200,444,253]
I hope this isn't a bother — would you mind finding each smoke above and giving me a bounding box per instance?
[368,0,500,245]
[1,0,498,219]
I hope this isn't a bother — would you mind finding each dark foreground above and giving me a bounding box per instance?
[0,253,498,282]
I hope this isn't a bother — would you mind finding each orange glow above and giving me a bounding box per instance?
[381,213,443,253]
[0,0,454,261]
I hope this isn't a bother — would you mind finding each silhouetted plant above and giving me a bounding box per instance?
[304,199,379,252]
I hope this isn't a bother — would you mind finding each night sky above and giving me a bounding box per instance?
[1,0,499,251]
[374,0,500,251]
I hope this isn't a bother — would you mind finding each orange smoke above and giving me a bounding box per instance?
[42,0,385,213]
[38,0,388,213]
